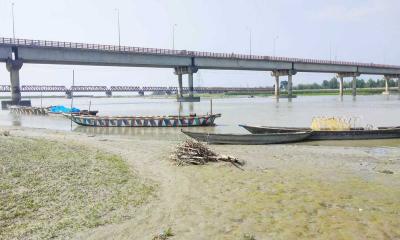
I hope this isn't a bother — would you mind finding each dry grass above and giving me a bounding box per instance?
[0,136,155,239]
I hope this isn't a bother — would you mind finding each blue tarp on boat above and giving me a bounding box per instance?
[49,105,80,113]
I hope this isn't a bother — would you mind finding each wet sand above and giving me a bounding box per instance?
[2,126,400,239]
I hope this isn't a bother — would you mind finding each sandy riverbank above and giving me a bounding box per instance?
[1,126,400,239]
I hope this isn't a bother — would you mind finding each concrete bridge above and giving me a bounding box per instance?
[1,37,400,105]
[0,85,273,98]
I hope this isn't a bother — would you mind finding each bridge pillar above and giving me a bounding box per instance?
[174,66,200,102]
[65,90,72,99]
[177,74,183,97]
[384,76,389,95]
[398,77,400,92]
[339,76,344,96]
[383,75,390,95]
[105,90,112,97]
[287,74,294,98]
[352,76,357,97]
[271,70,296,98]
[274,75,280,97]
[188,72,194,97]
[382,75,400,95]
[337,72,360,97]
[385,77,390,94]
[6,59,23,104]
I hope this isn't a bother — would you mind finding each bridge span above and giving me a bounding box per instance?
[1,37,400,104]
[0,85,273,98]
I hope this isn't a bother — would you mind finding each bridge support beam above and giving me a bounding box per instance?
[274,75,280,97]
[384,76,389,95]
[188,72,194,97]
[382,75,400,95]
[6,59,23,104]
[271,70,296,98]
[174,66,200,102]
[352,76,357,97]
[288,74,293,98]
[337,72,360,97]
[65,90,72,99]
[339,76,344,96]
[177,74,183,98]
[398,77,400,92]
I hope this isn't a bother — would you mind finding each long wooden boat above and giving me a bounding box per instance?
[181,130,311,145]
[239,124,400,140]
[9,105,98,116]
[9,106,49,115]
[239,124,309,133]
[65,113,221,127]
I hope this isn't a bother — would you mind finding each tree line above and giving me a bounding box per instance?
[292,78,398,90]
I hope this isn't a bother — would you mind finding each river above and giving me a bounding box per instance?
[1,94,400,141]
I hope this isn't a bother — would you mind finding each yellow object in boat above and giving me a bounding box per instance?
[310,117,351,131]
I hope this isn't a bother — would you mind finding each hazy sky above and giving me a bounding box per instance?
[0,0,399,87]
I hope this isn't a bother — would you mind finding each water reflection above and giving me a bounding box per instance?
[10,113,21,127]
[73,125,218,140]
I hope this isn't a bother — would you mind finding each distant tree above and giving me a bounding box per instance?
[389,79,396,87]
[311,83,321,89]
[366,78,376,88]
[280,80,288,90]
[356,79,366,88]
[329,78,339,89]
[293,78,391,90]
[322,80,330,89]
[376,79,385,87]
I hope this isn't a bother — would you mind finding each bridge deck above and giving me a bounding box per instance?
[1,37,399,75]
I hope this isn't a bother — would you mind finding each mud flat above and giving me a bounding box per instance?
[1,126,400,239]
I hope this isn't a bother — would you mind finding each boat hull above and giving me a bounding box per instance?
[182,130,311,145]
[308,129,400,140]
[239,124,308,133]
[239,125,400,140]
[66,114,221,127]
[9,106,48,115]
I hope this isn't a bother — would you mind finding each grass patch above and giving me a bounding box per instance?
[0,136,155,239]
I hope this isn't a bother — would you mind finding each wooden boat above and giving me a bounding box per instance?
[65,113,221,127]
[9,106,48,115]
[48,110,98,116]
[10,105,98,116]
[181,130,311,145]
[239,124,400,140]
[239,124,309,133]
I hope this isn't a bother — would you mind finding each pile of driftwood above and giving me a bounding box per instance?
[171,139,244,168]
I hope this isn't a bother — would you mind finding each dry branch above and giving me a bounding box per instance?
[171,139,244,168]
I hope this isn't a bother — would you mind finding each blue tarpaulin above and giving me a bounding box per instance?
[49,105,80,113]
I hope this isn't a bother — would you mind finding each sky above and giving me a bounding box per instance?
[0,0,399,88]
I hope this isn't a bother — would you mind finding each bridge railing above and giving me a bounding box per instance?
[0,84,275,93]
[71,86,108,92]
[21,85,67,92]
[1,37,400,69]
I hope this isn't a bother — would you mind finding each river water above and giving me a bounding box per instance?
[1,94,400,142]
